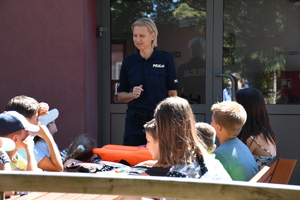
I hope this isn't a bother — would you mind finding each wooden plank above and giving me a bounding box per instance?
[270,159,297,184]
[1,171,300,200]
[6,192,121,200]
[71,194,103,200]
[249,155,286,183]
[266,157,280,183]
[32,192,65,200]
[53,193,84,200]
[250,156,297,184]
[268,155,281,166]
[249,165,270,183]
[92,195,122,200]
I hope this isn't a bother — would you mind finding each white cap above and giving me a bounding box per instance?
[39,108,59,126]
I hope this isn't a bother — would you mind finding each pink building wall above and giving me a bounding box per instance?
[0,0,98,149]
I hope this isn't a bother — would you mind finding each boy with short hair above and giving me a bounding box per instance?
[195,122,232,181]
[0,111,42,198]
[0,111,40,171]
[5,95,63,172]
[210,101,259,181]
[195,122,216,154]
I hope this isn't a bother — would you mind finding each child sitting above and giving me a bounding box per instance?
[145,97,231,180]
[121,97,231,200]
[195,122,216,154]
[194,122,232,181]
[235,88,277,168]
[211,101,259,181]
[5,95,63,172]
[35,108,59,157]
[64,135,132,173]
[63,135,97,170]
[142,119,170,176]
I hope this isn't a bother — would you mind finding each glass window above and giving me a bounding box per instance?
[223,0,300,104]
[110,0,207,104]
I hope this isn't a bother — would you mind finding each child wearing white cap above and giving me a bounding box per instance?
[35,108,59,157]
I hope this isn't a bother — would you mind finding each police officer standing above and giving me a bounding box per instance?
[117,17,178,146]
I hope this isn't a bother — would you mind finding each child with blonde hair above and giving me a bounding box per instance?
[211,101,259,181]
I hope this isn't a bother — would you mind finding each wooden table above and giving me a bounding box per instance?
[2,171,300,200]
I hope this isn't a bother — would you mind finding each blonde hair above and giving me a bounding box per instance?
[154,96,205,167]
[211,101,247,137]
[132,17,158,48]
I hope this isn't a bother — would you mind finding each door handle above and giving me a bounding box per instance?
[216,73,238,101]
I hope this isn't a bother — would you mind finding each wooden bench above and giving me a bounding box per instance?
[250,155,297,184]
[1,171,300,200]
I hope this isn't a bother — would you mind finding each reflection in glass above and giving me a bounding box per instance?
[223,0,300,104]
[222,73,249,102]
[177,37,206,104]
[111,0,206,104]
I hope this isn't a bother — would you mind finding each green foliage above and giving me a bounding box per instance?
[110,0,205,38]
[173,3,205,18]
[222,0,291,101]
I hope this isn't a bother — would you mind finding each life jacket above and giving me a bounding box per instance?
[93,144,155,166]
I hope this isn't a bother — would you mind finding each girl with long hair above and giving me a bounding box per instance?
[152,96,231,179]
[63,135,96,170]
[235,88,277,167]
[121,97,231,200]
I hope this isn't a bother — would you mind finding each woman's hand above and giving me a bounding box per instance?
[117,85,144,103]
[132,85,143,99]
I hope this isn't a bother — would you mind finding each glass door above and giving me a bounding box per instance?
[222,0,300,105]
[221,0,300,185]
[100,1,300,184]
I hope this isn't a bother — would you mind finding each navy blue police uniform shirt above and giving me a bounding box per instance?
[117,48,179,111]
